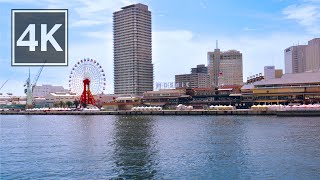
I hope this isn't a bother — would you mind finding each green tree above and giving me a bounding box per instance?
[82,102,87,108]
[66,101,73,107]
[53,102,60,107]
[74,100,80,108]
[59,101,65,108]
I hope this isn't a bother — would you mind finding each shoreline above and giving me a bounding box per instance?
[1,110,320,116]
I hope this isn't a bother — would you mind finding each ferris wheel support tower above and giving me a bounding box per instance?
[80,78,96,105]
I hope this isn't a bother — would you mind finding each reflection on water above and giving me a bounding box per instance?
[112,116,157,179]
[1,115,320,179]
[201,117,248,179]
[152,116,249,179]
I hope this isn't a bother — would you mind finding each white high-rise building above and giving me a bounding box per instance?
[113,3,153,95]
[284,38,320,74]
[284,45,307,74]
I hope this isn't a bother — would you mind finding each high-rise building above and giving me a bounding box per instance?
[306,38,320,72]
[175,64,210,88]
[207,45,221,88]
[284,45,307,74]
[207,44,243,87]
[113,3,153,95]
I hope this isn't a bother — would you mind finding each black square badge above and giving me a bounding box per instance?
[12,9,68,66]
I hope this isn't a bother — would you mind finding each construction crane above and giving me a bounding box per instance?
[32,65,44,92]
[0,79,9,91]
[24,64,45,109]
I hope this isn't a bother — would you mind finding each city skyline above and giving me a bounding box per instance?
[0,0,319,95]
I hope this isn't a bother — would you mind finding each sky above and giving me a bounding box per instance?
[0,0,319,95]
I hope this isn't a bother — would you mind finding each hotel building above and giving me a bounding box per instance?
[208,46,243,87]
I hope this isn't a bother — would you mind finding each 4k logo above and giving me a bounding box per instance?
[12,9,68,66]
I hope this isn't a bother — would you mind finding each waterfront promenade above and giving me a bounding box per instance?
[1,110,320,116]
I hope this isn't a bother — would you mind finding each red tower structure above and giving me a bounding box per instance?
[80,78,96,105]
[69,58,106,105]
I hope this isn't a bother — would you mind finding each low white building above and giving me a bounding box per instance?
[34,97,47,107]
[45,92,78,107]
[33,85,69,97]
[0,94,26,108]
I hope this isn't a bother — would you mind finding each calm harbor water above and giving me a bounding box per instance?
[1,115,320,179]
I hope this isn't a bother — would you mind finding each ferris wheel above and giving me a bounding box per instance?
[69,58,106,96]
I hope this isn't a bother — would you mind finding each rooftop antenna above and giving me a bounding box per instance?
[216,40,218,49]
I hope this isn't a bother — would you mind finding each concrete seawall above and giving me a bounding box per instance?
[0,110,276,116]
[1,110,320,116]
[276,111,320,117]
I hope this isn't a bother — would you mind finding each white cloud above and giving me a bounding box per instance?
[304,0,320,2]
[70,20,107,27]
[200,2,207,9]
[0,0,135,27]
[153,30,208,82]
[0,0,37,3]
[71,0,135,27]
[83,31,112,39]
[243,27,257,31]
[283,3,320,34]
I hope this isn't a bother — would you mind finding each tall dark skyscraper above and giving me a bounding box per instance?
[113,3,153,95]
